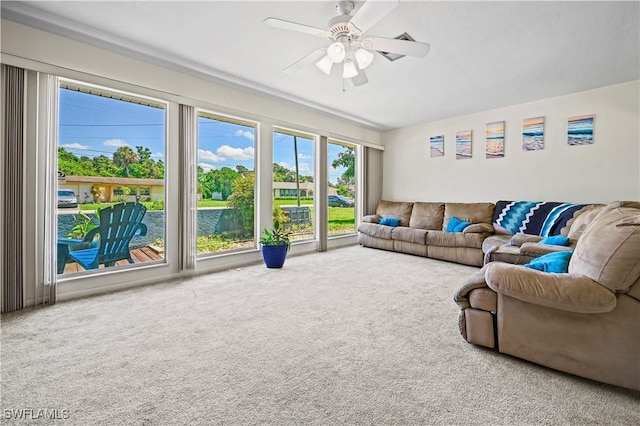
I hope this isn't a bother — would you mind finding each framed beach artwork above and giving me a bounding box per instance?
[485,121,505,159]
[522,116,544,151]
[456,130,472,159]
[430,135,444,157]
[567,114,594,145]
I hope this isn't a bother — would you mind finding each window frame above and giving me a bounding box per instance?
[195,109,260,259]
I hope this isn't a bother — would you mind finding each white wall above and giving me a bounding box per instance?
[381,81,640,204]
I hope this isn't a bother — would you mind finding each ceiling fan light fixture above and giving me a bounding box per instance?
[327,41,346,63]
[342,60,358,79]
[315,55,333,75]
[355,48,374,69]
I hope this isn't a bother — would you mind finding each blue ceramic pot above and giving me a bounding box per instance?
[261,244,288,268]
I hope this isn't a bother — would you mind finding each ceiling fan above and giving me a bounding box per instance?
[263,0,431,87]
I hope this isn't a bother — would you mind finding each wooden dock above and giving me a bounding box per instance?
[62,246,163,274]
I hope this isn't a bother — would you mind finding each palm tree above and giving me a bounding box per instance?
[113,146,139,177]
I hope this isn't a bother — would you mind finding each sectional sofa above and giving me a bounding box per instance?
[357,200,596,267]
[454,201,640,391]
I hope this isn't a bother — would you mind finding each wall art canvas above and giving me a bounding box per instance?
[567,114,594,145]
[456,130,472,159]
[485,121,505,158]
[522,116,544,151]
[430,135,444,157]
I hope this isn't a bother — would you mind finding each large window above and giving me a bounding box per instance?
[196,112,256,255]
[273,130,316,241]
[56,81,166,276]
[328,141,356,236]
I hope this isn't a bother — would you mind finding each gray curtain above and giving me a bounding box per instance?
[179,104,197,271]
[363,147,383,216]
[1,64,25,313]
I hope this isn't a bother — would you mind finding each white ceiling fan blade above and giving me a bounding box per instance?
[362,36,431,57]
[351,62,369,87]
[263,17,330,38]
[351,69,368,87]
[348,0,399,34]
[283,48,327,74]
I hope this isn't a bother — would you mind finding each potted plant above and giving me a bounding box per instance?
[66,209,101,250]
[259,220,291,268]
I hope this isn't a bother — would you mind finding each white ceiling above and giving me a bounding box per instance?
[2,1,639,131]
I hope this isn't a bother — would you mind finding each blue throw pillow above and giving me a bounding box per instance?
[447,216,471,232]
[453,220,471,232]
[539,235,570,246]
[379,217,400,227]
[524,251,573,273]
[446,217,462,232]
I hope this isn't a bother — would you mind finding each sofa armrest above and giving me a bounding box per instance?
[519,242,573,258]
[509,233,543,247]
[463,222,494,234]
[362,214,380,223]
[485,262,617,314]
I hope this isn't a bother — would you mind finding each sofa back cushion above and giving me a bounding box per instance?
[492,200,592,236]
[443,203,495,231]
[569,201,640,293]
[376,201,413,227]
[566,204,606,239]
[409,202,445,230]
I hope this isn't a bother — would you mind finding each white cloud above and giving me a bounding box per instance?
[150,152,164,159]
[217,145,254,160]
[234,129,254,140]
[298,153,311,160]
[278,161,291,169]
[298,162,311,173]
[104,139,130,148]
[198,149,224,162]
[198,162,216,171]
[61,142,89,150]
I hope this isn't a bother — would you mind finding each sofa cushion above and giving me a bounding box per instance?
[443,203,495,231]
[463,223,494,234]
[427,230,485,249]
[357,222,393,240]
[482,235,511,254]
[566,204,606,239]
[391,227,428,244]
[409,202,445,230]
[510,233,543,247]
[569,201,640,293]
[361,214,380,223]
[376,200,413,227]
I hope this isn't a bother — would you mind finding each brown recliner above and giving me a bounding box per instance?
[454,201,640,390]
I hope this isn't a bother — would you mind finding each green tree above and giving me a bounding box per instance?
[57,147,96,176]
[272,162,312,183]
[227,172,255,236]
[212,167,239,200]
[331,147,355,188]
[136,146,151,161]
[235,165,250,177]
[92,155,119,176]
[113,146,139,177]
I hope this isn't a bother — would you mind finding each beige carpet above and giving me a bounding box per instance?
[1,246,638,425]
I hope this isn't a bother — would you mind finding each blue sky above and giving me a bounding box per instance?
[59,88,347,183]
